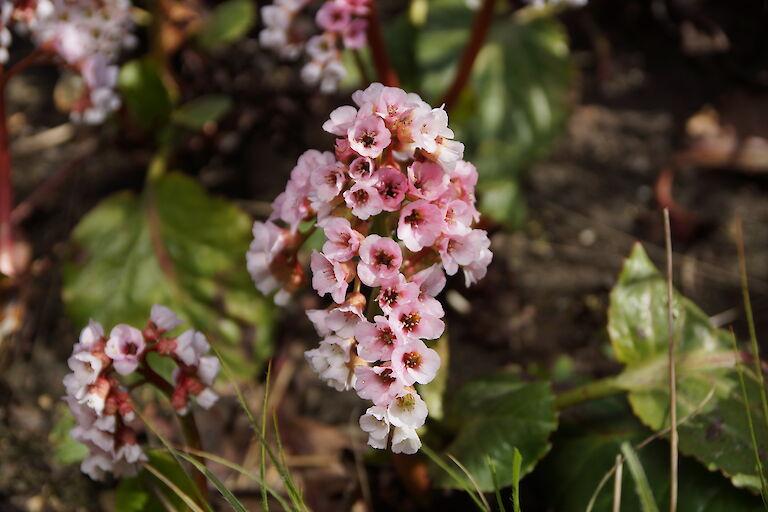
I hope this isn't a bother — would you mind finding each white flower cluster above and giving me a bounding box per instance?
[260,0,370,93]
[2,0,135,124]
[63,305,220,480]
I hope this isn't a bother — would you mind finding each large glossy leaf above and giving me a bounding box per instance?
[62,173,274,376]
[394,3,571,228]
[433,373,557,491]
[608,243,768,492]
[539,398,763,511]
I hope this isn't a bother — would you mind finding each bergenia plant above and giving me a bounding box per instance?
[247,82,492,454]
[259,0,370,93]
[63,305,220,480]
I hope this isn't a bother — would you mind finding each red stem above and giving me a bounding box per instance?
[0,66,12,276]
[439,0,497,111]
[366,1,400,87]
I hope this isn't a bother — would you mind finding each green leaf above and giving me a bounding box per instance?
[198,0,256,50]
[608,243,768,493]
[119,58,173,131]
[433,373,557,491]
[62,172,274,377]
[539,399,764,511]
[173,95,233,130]
[115,477,156,512]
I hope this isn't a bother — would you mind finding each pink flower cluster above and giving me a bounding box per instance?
[247,83,492,453]
[2,0,135,123]
[63,305,220,480]
[259,0,369,92]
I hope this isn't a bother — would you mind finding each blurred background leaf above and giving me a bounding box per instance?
[379,1,572,229]
[119,58,173,131]
[62,172,273,377]
[172,94,233,130]
[197,0,257,51]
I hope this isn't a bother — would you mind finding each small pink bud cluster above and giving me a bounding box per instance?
[248,83,492,453]
[63,305,220,480]
[2,0,135,124]
[259,0,369,93]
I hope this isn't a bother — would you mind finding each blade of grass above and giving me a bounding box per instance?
[272,411,307,509]
[586,386,716,512]
[511,448,522,512]
[261,361,272,512]
[729,328,768,508]
[611,454,623,512]
[735,218,768,430]
[447,453,491,511]
[421,444,487,511]
[663,208,679,512]
[207,344,307,511]
[620,442,659,512]
[176,446,292,511]
[132,406,213,512]
[143,462,207,512]
[174,450,247,512]
[487,456,506,512]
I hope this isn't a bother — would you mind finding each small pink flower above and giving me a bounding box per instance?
[343,182,384,220]
[75,320,105,353]
[438,229,488,276]
[150,304,182,333]
[308,293,366,338]
[105,324,145,375]
[377,273,419,314]
[407,161,449,201]
[375,166,407,211]
[343,18,368,49]
[391,303,444,340]
[357,235,403,287]
[338,0,370,16]
[391,425,421,454]
[427,137,464,172]
[411,264,446,317]
[397,200,444,251]
[348,115,391,159]
[391,339,441,385]
[354,365,404,406]
[174,329,210,366]
[320,217,364,261]
[335,137,356,162]
[348,156,376,184]
[323,105,358,136]
[441,199,475,235]
[316,1,351,32]
[247,221,288,296]
[464,245,493,287]
[387,391,428,429]
[310,250,352,304]
[412,107,454,154]
[359,406,390,449]
[448,160,479,203]
[355,315,403,362]
[311,161,347,202]
[352,82,385,108]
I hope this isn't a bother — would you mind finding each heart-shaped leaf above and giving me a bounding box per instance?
[608,243,768,493]
[433,373,558,491]
[539,398,764,511]
[62,173,274,376]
